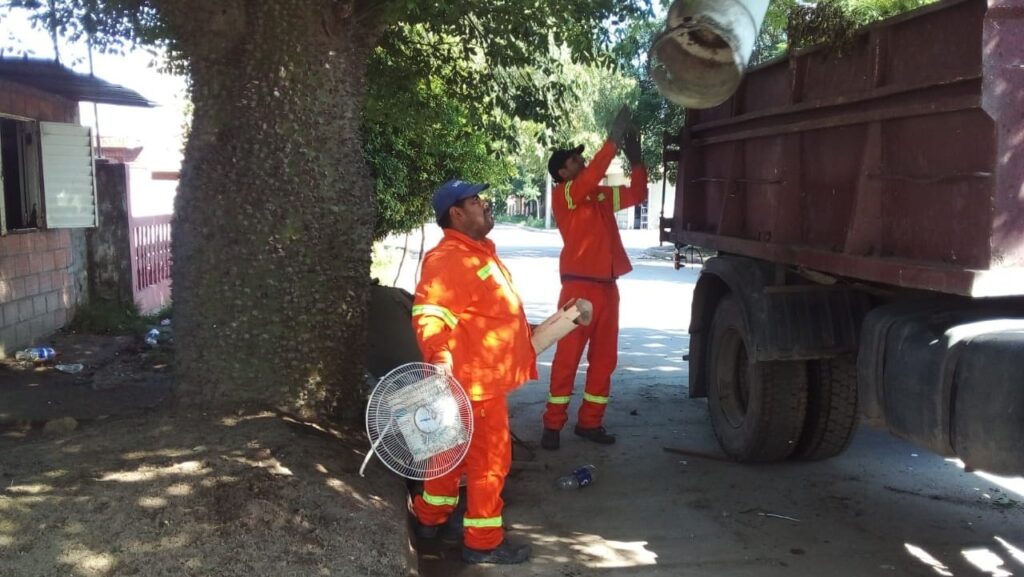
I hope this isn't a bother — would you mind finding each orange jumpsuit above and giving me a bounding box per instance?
[411,228,537,551]
[544,140,648,430]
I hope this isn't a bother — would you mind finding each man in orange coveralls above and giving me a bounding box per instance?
[411,179,536,565]
[541,128,647,450]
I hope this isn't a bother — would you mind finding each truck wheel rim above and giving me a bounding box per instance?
[715,327,751,428]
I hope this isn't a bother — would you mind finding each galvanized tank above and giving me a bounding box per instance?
[650,0,770,109]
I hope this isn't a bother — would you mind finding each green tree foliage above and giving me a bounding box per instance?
[495,54,636,217]
[610,2,683,183]
[363,24,514,238]
[754,0,939,62]
[364,3,649,236]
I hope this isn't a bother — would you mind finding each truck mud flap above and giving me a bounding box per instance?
[858,299,1024,473]
[753,287,869,362]
[695,256,869,363]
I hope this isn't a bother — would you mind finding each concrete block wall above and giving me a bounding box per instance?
[0,230,88,358]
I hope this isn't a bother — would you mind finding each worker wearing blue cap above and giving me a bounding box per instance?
[411,179,536,565]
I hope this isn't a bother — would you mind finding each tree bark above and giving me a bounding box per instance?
[161,0,381,419]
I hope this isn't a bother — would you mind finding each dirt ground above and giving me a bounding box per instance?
[0,331,413,577]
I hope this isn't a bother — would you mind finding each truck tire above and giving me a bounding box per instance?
[707,295,808,462]
[792,356,858,460]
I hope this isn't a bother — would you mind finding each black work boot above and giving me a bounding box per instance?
[414,515,463,543]
[541,428,560,451]
[574,425,616,445]
[462,540,531,565]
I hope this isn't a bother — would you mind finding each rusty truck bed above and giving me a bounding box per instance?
[662,0,1024,297]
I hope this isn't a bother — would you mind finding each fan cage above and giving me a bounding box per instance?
[365,362,474,480]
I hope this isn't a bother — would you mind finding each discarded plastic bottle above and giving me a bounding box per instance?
[15,347,56,362]
[55,363,85,374]
[555,464,596,490]
[144,328,161,346]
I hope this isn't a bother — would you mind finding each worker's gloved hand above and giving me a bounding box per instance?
[609,105,633,148]
[623,130,643,165]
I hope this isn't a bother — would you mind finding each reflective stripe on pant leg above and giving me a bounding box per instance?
[464,516,503,528]
[464,395,510,551]
[421,491,459,507]
[544,283,590,431]
[414,462,464,527]
[579,283,619,429]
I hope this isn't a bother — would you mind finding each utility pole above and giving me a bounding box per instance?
[84,4,103,157]
[87,38,102,158]
[544,173,552,229]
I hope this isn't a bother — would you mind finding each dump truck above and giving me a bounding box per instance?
[660,0,1024,475]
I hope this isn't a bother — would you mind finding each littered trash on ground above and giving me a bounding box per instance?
[55,363,85,374]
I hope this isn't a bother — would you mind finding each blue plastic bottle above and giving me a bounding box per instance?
[555,464,596,490]
[15,347,56,362]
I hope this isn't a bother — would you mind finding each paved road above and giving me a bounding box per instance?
[388,224,1024,577]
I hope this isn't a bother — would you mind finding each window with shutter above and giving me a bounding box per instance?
[40,121,97,229]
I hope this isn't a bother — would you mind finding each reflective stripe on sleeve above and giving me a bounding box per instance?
[464,516,503,528]
[411,304,458,329]
[477,263,494,280]
[548,395,571,405]
[421,491,459,507]
[583,392,609,405]
[612,186,621,212]
[564,182,576,210]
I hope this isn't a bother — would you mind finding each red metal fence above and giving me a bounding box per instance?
[130,214,172,313]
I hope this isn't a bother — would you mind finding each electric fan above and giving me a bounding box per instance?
[359,362,473,480]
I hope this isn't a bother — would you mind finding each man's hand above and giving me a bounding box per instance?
[624,129,643,165]
[433,361,453,377]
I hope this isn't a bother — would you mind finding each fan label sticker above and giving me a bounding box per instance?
[390,375,469,462]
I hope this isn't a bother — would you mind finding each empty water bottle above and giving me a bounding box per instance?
[15,347,56,362]
[555,464,596,490]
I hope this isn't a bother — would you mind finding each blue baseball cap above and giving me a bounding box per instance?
[432,179,490,224]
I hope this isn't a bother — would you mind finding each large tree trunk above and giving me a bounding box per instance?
[161,0,381,419]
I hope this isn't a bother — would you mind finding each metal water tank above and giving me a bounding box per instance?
[649,0,770,108]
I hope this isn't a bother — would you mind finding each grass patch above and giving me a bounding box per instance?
[495,214,545,228]
[69,299,172,336]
